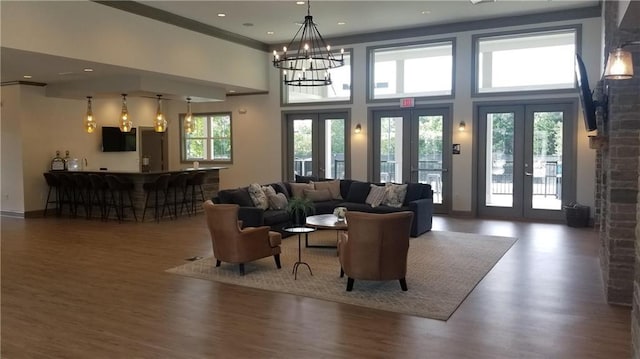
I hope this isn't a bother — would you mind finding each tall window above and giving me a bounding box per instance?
[474,27,578,94]
[283,51,352,105]
[181,112,232,163]
[368,40,454,100]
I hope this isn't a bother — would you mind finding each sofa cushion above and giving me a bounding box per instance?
[290,182,314,198]
[295,174,317,183]
[313,200,344,214]
[422,183,433,199]
[263,186,288,210]
[404,182,425,205]
[304,188,333,202]
[345,181,371,203]
[263,209,290,226]
[248,183,269,210]
[312,179,342,199]
[217,190,234,204]
[341,202,374,212]
[230,188,254,207]
[383,183,408,208]
[269,182,291,199]
[372,205,411,214]
[365,184,387,208]
[340,179,355,199]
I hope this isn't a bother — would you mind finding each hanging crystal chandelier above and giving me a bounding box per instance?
[272,0,344,86]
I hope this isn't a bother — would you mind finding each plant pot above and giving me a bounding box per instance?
[291,209,307,226]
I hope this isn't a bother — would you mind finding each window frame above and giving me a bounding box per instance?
[366,38,456,103]
[180,111,233,164]
[280,48,354,107]
[471,25,582,97]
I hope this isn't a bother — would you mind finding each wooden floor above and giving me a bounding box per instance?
[1,214,631,358]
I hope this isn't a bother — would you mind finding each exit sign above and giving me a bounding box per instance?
[400,97,415,108]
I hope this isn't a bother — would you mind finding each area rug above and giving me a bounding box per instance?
[166,230,517,320]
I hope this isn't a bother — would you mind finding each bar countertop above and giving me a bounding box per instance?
[63,167,227,175]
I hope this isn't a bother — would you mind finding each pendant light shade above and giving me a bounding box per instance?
[84,96,97,133]
[184,97,194,135]
[604,48,634,80]
[119,94,133,132]
[154,94,167,132]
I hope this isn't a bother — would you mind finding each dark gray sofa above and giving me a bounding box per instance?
[213,179,433,238]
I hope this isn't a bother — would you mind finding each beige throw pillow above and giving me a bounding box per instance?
[365,184,387,208]
[268,193,288,210]
[383,183,408,208]
[303,188,332,202]
[289,182,314,198]
[311,180,342,200]
[248,183,269,210]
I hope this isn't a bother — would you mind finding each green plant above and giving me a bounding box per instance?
[287,196,316,225]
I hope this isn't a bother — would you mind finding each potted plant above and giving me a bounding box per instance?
[287,196,316,226]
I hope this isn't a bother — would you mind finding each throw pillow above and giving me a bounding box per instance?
[383,183,408,208]
[262,185,277,197]
[289,182,314,199]
[303,188,333,202]
[248,183,269,210]
[268,192,288,210]
[312,180,342,200]
[365,184,387,208]
[230,188,254,207]
[345,181,371,203]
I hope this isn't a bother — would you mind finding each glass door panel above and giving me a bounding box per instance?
[292,119,313,177]
[530,111,563,210]
[486,112,515,207]
[417,115,444,204]
[379,116,404,183]
[323,118,345,179]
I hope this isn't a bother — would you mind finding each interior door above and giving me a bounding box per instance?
[372,107,451,214]
[140,128,167,172]
[286,112,349,181]
[477,103,574,220]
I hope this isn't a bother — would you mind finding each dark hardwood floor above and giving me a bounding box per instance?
[1,214,631,358]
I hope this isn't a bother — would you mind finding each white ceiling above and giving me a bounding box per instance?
[1,0,598,96]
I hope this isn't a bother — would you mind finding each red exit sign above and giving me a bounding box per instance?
[400,97,415,108]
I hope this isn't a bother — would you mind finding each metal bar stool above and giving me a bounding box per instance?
[105,175,138,223]
[72,173,91,219]
[186,171,207,215]
[43,172,63,216]
[167,173,190,219]
[57,173,79,217]
[88,174,109,220]
[142,174,172,223]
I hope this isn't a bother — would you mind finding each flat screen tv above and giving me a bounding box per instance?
[101,126,137,152]
[575,54,597,132]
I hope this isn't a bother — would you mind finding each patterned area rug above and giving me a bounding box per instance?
[166,230,517,320]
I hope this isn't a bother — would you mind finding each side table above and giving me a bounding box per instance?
[284,227,316,280]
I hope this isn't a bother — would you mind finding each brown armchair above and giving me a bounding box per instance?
[203,200,282,275]
[338,211,414,291]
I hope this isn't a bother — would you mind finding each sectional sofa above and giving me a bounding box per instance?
[213,178,433,238]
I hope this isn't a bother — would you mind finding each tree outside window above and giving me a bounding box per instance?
[182,113,232,163]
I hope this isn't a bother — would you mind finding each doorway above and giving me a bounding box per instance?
[139,127,168,172]
[476,103,576,220]
[371,106,452,214]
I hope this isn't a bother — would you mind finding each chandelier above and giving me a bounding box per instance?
[272,1,344,86]
[119,93,133,132]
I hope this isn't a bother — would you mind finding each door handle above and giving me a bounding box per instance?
[525,171,533,176]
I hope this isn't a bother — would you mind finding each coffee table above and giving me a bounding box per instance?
[283,226,315,280]
[305,214,347,248]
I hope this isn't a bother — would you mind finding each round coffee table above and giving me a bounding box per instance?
[305,214,347,248]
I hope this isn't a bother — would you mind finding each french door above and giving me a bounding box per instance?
[477,103,575,220]
[285,111,350,181]
[371,107,451,214]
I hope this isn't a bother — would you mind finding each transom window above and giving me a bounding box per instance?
[181,112,232,163]
[369,40,454,100]
[474,27,578,94]
[283,51,352,105]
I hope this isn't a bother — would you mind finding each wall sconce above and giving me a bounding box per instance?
[184,97,194,135]
[154,94,167,133]
[354,123,362,134]
[119,93,133,132]
[458,121,466,132]
[604,46,634,80]
[84,96,97,133]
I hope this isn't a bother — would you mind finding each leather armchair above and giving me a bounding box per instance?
[338,211,414,291]
[203,201,282,275]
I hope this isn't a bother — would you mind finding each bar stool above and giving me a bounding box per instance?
[167,173,190,219]
[142,174,171,223]
[105,175,138,223]
[186,171,207,215]
[88,174,109,220]
[43,172,63,216]
[57,173,79,217]
[72,173,91,218]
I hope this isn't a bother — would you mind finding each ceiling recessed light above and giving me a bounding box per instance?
[217,13,226,17]
[243,23,254,27]
[23,75,32,79]
[421,10,431,15]
[83,68,94,72]
[267,31,274,35]
[296,1,305,5]
[337,21,346,25]
[228,90,236,93]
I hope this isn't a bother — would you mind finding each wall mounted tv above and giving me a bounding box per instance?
[574,54,597,132]
[101,126,137,152]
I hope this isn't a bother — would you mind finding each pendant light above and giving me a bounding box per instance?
[119,93,133,132]
[84,96,97,133]
[184,97,194,135]
[154,94,167,132]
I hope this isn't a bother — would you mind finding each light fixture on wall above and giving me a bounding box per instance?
[84,96,97,133]
[154,94,167,133]
[458,121,466,132]
[184,97,194,135]
[354,123,362,134]
[603,42,638,80]
[271,0,344,86]
[119,93,133,132]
